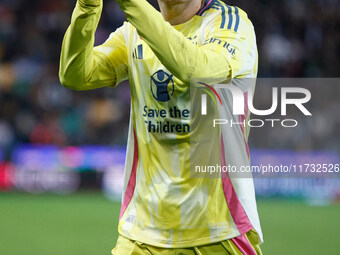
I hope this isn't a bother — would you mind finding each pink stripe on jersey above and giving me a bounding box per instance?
[119,129,138,219]
[238,92,250,158]
[220,136,253,234]
[231,234,257,255]
[197,0,214,16]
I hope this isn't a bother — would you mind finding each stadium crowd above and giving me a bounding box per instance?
[0,0,339,158]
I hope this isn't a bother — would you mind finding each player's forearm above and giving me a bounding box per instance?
[117,0,231,84]
[59,0,115,90]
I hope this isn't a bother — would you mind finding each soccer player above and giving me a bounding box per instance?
[59,0,263,254]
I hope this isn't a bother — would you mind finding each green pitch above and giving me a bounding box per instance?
[0,192,339,255]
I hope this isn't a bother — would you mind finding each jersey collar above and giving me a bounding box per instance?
[196,0,216,16]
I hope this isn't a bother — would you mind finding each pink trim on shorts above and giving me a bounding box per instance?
[231,233,257,255]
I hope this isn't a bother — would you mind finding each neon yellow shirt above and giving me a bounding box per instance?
[60,0,262,248]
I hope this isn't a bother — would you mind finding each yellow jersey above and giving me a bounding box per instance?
[59,0,262,248]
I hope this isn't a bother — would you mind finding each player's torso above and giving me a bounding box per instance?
[123,17,209,178]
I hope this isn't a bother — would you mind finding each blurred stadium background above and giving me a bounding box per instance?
[0,0,339,254]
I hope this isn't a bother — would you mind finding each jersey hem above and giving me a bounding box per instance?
[118,229,255,248]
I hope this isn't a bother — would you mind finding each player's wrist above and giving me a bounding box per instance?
[78,0,101,7]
